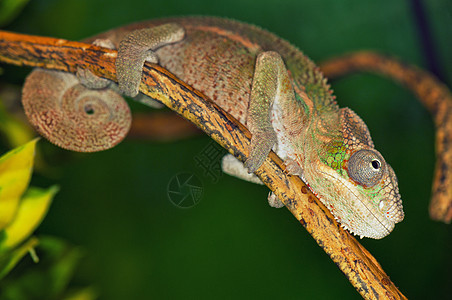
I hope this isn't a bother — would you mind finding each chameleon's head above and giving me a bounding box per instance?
[310,108,404,239]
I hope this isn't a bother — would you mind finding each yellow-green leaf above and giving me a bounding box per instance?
[63,286,99,300]
[0,236,85,298]
[0,138,38,230]
[0,236,38,280]
[0,185,58,250]
[0,99,35,148]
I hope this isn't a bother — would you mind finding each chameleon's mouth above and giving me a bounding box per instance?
[317,164,394,239]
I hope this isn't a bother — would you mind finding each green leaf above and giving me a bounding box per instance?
[0,237,38,280]
[0,185,59,250]
[0,0,30,27]
[0,236,85,300]
[0,139,38,230]
[62,286,99,300]
[0,99,36,149]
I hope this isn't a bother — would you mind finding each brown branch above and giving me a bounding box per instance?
[130,112,201,140]
[320,51,452,223]
[0,30,407,299]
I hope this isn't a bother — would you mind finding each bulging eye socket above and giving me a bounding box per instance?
[347,149,386,187]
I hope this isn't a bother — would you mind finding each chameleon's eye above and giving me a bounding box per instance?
[347,149,385,187]
[371,159,381,170]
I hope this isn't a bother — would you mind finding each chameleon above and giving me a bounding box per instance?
[21,17,404,239]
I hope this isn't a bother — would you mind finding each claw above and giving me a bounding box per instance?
[284,158,303,176]
[268,192,285,208]
[76,68,111,89]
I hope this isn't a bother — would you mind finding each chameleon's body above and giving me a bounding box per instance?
[22,17,404,238]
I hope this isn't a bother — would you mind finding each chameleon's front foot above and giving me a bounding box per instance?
[244,128,278,173]
[116,23,185,97]
[244,51,294,173]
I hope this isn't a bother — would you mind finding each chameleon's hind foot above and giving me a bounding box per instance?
[116,23,185,97]
[76,68,111,89]
[268,192,285,208]
[222,154,263,185]
[76,39,116,89]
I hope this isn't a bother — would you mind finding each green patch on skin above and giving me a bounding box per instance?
[322,140,348,170]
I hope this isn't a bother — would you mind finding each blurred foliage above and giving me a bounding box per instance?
[0,137,93,299]
[0,0,450,299]
[0,99,35,149]
[0,139,39,230]
[0,185,58,250]
[0,140,48,280]
[0,236,97,300]
[0,0,30,27]
[0,140,95,299]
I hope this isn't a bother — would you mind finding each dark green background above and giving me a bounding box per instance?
[1,0,451,298]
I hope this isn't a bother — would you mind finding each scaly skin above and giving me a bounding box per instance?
[21,17,404,239]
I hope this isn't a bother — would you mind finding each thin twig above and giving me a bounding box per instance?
[0,30,407,299]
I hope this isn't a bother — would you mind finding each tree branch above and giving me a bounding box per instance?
[0,30,407,299]
[129,112,201,140]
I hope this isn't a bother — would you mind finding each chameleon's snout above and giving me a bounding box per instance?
[317,161,404,239]
[381,165,405,224]
[361,164,404,239]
